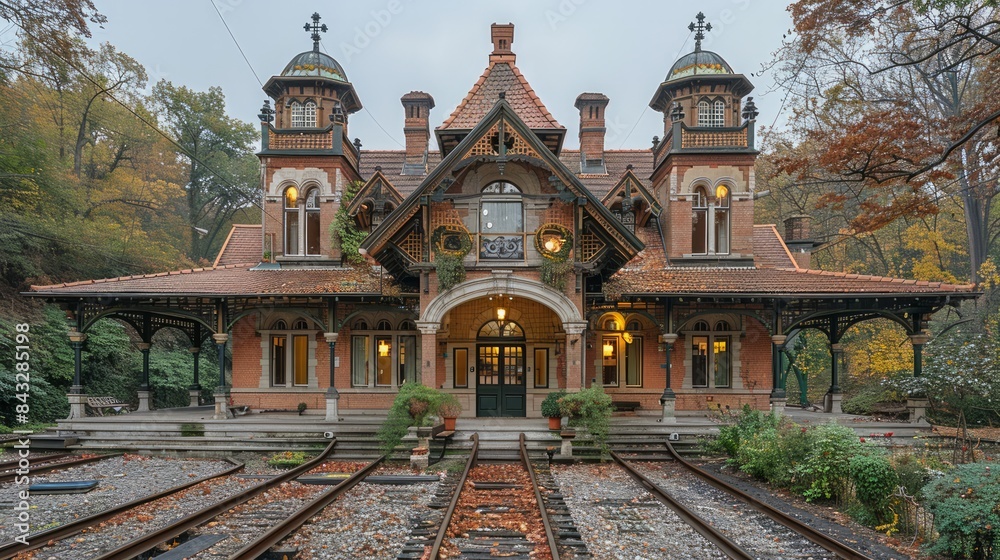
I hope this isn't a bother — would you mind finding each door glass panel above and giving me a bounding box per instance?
[534,348,548,388]
[375,336,392,386]
[292,335,308,385]
[306,210,321,255]
[692,335,709,387]
[504,346,524,386]
[478,346,499,385]
[454,348,468,388]
[271,336,286,386]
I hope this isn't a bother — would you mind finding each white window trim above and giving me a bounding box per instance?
[349,330,420,389]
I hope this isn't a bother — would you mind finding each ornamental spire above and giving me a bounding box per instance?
[304,12,328,53]
[688,12,712,52]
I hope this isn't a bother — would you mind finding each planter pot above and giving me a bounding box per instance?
[548,416,562,430]
[443,416,457,431]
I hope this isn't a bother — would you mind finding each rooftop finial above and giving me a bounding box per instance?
[304,12,328,52]
[688,12,711,52]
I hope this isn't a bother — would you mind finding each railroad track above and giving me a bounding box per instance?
[429,433,557,560]
[0,452,121,484]
[38,441,337,560]
[0,452,71,471]
[0,459,244,559]
[610,441,877,560]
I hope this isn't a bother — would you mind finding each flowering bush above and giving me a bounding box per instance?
[923,462,1000,559]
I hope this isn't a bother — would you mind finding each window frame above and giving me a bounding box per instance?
[349,320,420,389]
[479,181,525,261]
[291,100,317,128]
[687,321,735,389]
[268,319,314,388]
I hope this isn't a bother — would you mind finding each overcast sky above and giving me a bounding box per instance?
[87,0,794,151]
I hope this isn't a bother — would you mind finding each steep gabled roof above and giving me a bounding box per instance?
[601,168,663,227]
[439,62,563,131]
[753,225,799,270]
[344,169,403,217]
[361,99,644,276]
[213,224,262,267]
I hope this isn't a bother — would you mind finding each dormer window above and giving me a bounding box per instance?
[291,100,317,127]
[697,99,725,127]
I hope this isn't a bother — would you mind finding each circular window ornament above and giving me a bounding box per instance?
[431,224,473,257]
[535,223,573,259]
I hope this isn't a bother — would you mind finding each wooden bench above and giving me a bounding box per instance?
[429,424,455,465]
[86,397,134,416]
[612,401,641,413]
[228,405,250,417]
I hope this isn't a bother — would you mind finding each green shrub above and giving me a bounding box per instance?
[791,423,865,503]
[435,253,466,291]
[560,386,613,455]
[891,452,930,499]
[541,390,566,418]
[849,453,898,524]
[923,462,1000,560]
[713,404,781,458]
[376,383,445,455]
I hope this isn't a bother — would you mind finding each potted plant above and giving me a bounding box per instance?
[541,390,567,430]
[297,402,307,416]
[438,394,462,431]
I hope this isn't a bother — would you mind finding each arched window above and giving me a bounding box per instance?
[350,316,418,388]
[480,181,524,260]
[478,320,524,338]
[284,186,300,255]
[305,188,321,256]
[697,99,725,127]
[269,318,310,387]
[690,318,732,389]
[692,186,709,254]
[691,185,731,255]
[714,185,730,255]
[291,100,316,127]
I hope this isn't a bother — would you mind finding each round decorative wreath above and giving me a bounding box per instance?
[535,223,574,260]
[431,224,473,257]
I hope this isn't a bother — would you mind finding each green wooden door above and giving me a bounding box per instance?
[476,345,525,417]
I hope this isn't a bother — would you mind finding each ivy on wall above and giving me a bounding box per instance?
[330,180,368,265]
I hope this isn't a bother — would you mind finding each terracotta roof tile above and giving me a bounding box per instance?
[29,264,409,296]
[752,225,798,269]
[438,62,563,130]
[213,224,262,267]
[609,266,974,296]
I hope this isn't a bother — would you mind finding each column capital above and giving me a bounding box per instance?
[137,342,152,351]
[212,333,230,344]
[830,342,844,353]
[563,321,589,335]
[189,347,201,354]
[416,321,440,335]
[324,332,339,344]
[910,332,931,346]
[660,333,679,344]
[68,331,87,344]
[771,334,787,346]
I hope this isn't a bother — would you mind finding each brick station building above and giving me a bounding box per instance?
[30,16,975,421]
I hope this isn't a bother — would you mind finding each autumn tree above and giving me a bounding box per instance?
[769,0,1000,282]
[151,81,259,261]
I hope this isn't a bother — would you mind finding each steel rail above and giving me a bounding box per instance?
[0,453,71,471]
[427,432,479,560]
[662,441,875,560]
[227,455,385,559]
[519,433,559,560]
[91,441,338,560]
[610,450,754,560]
[0,459,244,559]
[0,453,123,484]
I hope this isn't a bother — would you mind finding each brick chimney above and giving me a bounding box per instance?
[783,215,815,269]
[575,93,609,174]
[401,91,435,175]
[490,23,515,63]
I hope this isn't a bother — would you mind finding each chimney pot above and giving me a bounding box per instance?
[575,93,610,174]
[401,91,435,175]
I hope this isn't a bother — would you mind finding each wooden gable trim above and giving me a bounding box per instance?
[345,170,403,217]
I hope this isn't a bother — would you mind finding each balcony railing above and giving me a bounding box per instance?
[479,234,524,260]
